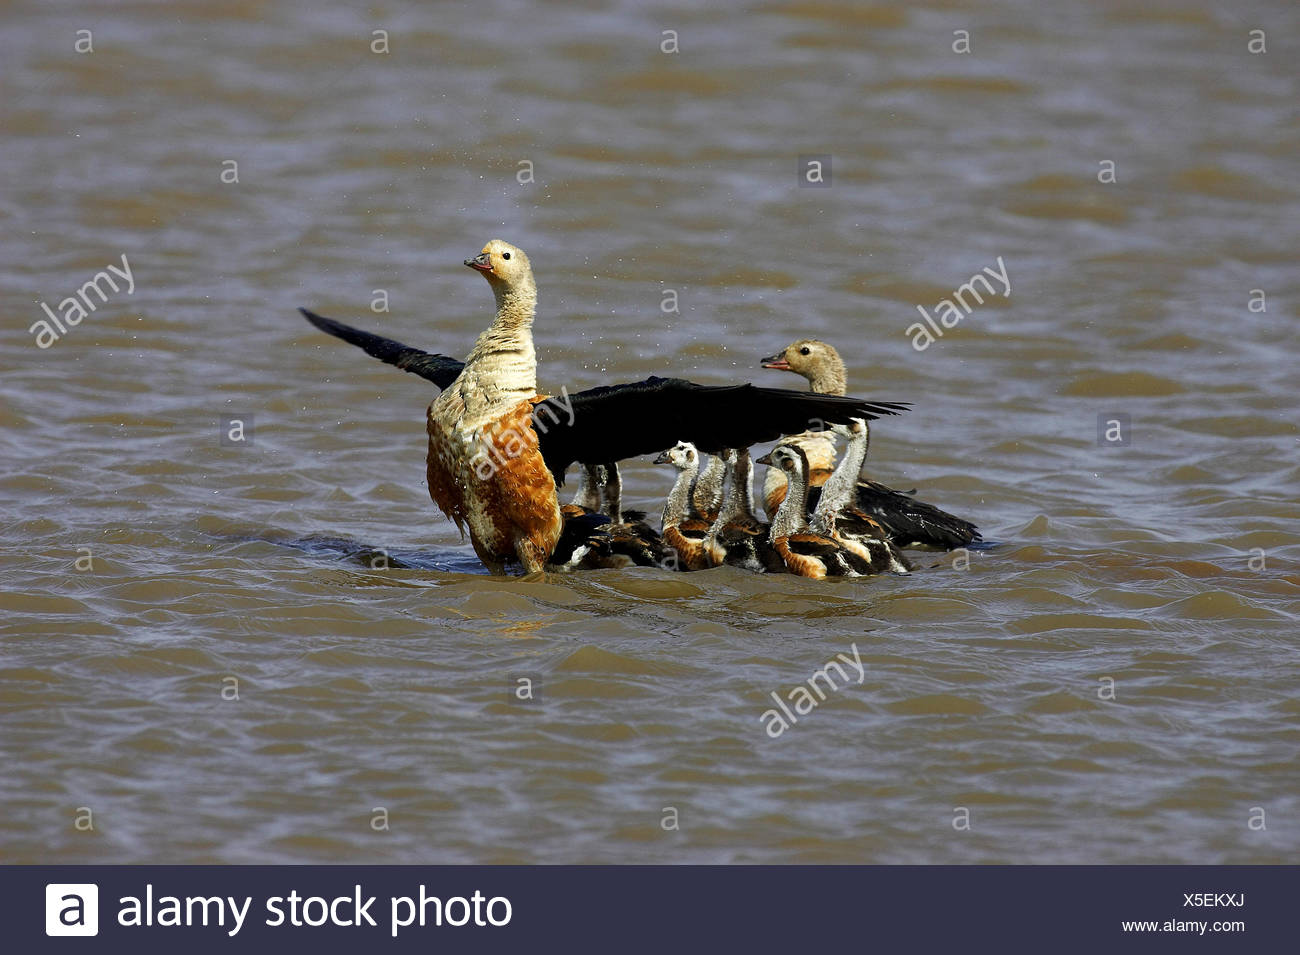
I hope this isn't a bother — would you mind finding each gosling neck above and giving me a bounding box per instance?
[571,464,601,510]
[770,457,812,539]
[663,459,698,529]
[692,453,726,518]
[716,450,755,523]
[812,423,869,533]
[600,464,623,524]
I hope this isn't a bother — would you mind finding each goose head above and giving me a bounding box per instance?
[760,338,846,395]
[465,239,532,289]
[653,441,699,470]
[756,443,808,477]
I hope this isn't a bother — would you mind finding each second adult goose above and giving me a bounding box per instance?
[761,338,981,550]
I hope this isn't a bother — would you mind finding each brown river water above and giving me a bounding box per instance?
[2,1,1297,864]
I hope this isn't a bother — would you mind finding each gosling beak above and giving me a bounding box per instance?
[465,251,493,272]
[755,452,774,466]
[652,450,672,464]
[761,352,791,370]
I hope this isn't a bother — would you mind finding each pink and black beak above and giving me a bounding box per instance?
[465,251,493,272]
[761,350,791,370]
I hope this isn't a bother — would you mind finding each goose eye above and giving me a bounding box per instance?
[799,346,810,356]
[502,252,511,260]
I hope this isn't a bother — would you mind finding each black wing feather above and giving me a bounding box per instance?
[299,308,464,390]
[534,377,909,483]
[850,479,982,550]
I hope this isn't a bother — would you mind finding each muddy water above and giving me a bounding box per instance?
[2,1,1297,864]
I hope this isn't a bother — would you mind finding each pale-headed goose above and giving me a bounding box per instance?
[761,338,981,551]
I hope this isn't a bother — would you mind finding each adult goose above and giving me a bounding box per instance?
[761,338,981,550]
[300,241,909,574]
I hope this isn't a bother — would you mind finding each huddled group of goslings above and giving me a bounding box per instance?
[298,239,980,578]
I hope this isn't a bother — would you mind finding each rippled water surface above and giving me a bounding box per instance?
[2,0,1298,864]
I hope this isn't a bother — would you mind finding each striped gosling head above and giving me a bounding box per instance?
[756,443,808,476]
[653,441,699,470]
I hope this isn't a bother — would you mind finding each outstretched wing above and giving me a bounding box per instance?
[533,376,909,483]
[299,308,464,390]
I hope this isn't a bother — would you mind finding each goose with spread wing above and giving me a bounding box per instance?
[300,241,909,574]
